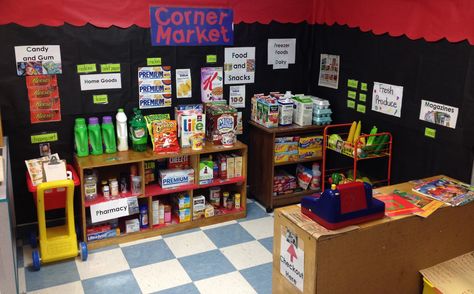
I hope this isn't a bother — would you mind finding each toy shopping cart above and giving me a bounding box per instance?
[26,165,87,270]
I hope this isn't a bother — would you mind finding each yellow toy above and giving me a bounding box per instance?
[31,179,88,270]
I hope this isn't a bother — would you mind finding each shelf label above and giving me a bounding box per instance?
[347,100,355,109]
[100,63,121,73]
[206,55,217,63]
[93,94,108,104]
[359,93,366,102]
[280,226,304,292]
[77,64,97,73]
[90,197,131,223]
[147,57,162,66]
[361,82,368,91]
[425,127,436,139]
[348,91,357,99]
[357,104,366,113]
[31,132,58,144]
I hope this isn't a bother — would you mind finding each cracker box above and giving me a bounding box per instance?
[159,168,194,189]
[298,136,323,159]
[167,155,189,169]
[233,154,243,177]
[193,195,206,220]
[205,104,237,145]
[180,113,206,147]
[293,96,313,126]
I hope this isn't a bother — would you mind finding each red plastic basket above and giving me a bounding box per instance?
[26,164,80,211]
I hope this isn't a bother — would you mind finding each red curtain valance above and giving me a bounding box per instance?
[2,0,474,44]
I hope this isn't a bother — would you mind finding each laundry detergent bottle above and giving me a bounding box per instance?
[74,118,89,157]
[129,108,147,152]
[101,116,117,154]
[88,117,103,155]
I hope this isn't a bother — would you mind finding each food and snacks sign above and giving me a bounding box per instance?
[150,7,233,46]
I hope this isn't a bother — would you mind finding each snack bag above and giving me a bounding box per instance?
[152,120,180,153]
[145,114,170,149]
[296,164,313,190]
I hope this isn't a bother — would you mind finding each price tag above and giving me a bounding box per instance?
[206,55,217,63]
[147,57,162,66]
[229,85,245,108]
[77,64,97,73]
[100,63,121,73]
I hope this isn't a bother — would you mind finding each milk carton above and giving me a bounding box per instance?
[278,98,294,126]
[292,96,313,126]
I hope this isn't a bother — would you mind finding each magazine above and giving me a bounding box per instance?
[374,193,423,217]
[392,189,444,218]
[25,153,59,186]
[412,177,474,206]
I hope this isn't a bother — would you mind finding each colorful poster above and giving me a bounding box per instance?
[79,73,122,91]
[419,99,459,129]
[201,67,223,102]
[175,69,192,98]
[138,66,173,109]
[318,54,340,89]
[26,75,61,124]
[372,82,403,117]
[15,45,62,76]
[268,39,296,69]
[224,47,255,84]
[229,85,245,108]
[150,7,233,46]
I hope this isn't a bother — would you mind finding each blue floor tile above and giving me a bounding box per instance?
[179,250,236,281]
[17,246,24,268]
[154,282,200,294]
[122,239,175,268]
[162,227,201,238]
[203,223,254,248]
[82,270,141,294]
[239,202,268,222]
[25,258,80,292]
[240,262,273,294]
[259,237,273,253]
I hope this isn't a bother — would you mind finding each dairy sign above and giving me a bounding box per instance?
[15,45,62,76]
[280,226,304,292]
[150,7,233,46]
[371,82,404,118]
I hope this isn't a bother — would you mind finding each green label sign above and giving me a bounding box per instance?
[77,64,97,73]
[361,82,368,91]
[206,55,217,63]
[347,100,356,109]
[347,79,359,89]
[348,91,357,99]
[359,93,367,102]
[31,132,58,144]
[93,94,109,104]
[147,57,162,66]
[425,127,436,139]
[357,104,366,113]
[101,63,121,73]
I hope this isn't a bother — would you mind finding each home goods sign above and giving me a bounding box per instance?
[150,7,233,46]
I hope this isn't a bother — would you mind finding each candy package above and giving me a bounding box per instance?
[296,164,312,190]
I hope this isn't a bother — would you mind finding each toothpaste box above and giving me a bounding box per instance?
[293,96,313,126]
[159,168,195,189]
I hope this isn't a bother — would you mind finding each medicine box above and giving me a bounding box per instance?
[125,219,140,234]
[173,193,190,209]
[176,208,191,223]
[199,159,214,184]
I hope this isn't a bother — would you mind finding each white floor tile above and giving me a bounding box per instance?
[221,240,272,270]
[119,235,162,248]
[132,259,191,293]
[23,245,32,267]
[194,271,257,294]
[28,281,84,294]
[75,248,129,280]
[200,220,237,230]
[18,267,26,294]
[164,231,217,258]
[239,217,274,240]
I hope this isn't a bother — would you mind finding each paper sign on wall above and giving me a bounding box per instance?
[280,226,304,292]
[229,85,245,108]
[138,66,172,109]
[372,82,403,117]
[15,45,62,76]
[80,73,122,91]
[90,197,131,223]
[419,99,459,129]
[224,47,255,84]
[176,69,192,98]
[268,39,296,69]
[26,75,62,124]
[318,54,340,89]
[201,67,223,102]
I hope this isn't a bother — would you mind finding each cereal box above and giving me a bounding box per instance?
[180,114,206,147]
[205,104,237,145]
[201,67,223,102]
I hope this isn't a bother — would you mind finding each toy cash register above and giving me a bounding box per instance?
[301,182,385,229]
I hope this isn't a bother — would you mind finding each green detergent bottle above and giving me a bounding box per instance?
[74,118,89,157]
[101,116,117,154]
[130,108,148,152]
[88,117,103,155]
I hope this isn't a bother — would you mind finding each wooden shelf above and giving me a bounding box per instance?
[198,176,245,189]
[273,189,319,207]
[274,156,322,166]
[84,192,143,207]
[145,183,197,197]
[249,120,325,135]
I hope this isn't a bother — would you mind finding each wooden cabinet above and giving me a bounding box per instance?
[74,141,247,249]
[248,121,324,212]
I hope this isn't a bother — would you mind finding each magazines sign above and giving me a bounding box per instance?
[150,7,233,46]
[419,100,459,129]
[280,226,304,292]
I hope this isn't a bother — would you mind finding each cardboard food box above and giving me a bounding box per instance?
[176,208,191,223]
[227,156,235,179]
[298,136,323,159]
[293,96,314,126]
[199,158,214,184]
[193,195,206,220]
[205,104,237,145]
[233,154,243,177]
[180,114,205,148]
[257,98,279,128]
[159,168,194,189]
[173,193,190,209]
[278,99,294,126]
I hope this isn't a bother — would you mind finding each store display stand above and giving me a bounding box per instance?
[74,141,247,250]
[248,121,324,212]
[322,123,392,190]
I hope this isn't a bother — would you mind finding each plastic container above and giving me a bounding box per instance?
[101,116,117,154]
[116,108,129,151]
[235,193,241,209]
[74,118,89,157]
[139,204,149,229]
[84,172,98,202]
[130,108,148,152]
[310,163,321,191]
[88,117,103,155]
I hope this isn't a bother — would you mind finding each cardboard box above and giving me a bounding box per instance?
[292,96,313,126]
[205,104,237,145]
[193,195,206,220]
[125,219,140,234]
[159,168,194,189]
[199,159,214,184]
[173,193,190,209]
[176,208,191,223]
[227,156,235,179]
[180,114,205,147]
[233,155,243,177]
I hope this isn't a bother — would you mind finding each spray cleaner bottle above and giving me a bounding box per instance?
[129,108,147,152]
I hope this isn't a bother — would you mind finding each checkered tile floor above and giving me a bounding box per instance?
[17,199,274,293]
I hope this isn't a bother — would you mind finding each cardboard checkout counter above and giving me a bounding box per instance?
[272,176,474,294]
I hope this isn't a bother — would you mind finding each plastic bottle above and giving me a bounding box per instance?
[88,117,103,155]
[139,204,149,229]
[74,118,89,157]
[101,116,117,154]
[310,163,321,191]
[129,108,148,152]
[116,108,129,151]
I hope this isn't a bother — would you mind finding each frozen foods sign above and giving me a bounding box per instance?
[419,100,459,129]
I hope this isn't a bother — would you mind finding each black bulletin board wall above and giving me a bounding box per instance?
[0,22,473,225]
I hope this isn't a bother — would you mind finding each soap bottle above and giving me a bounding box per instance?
[74,118,89,157]
[101,116,117,154]
[88,117,103,155]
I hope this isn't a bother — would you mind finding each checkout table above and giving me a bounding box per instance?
[272,176,474,294]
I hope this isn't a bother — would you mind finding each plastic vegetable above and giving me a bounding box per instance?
[366,126,378,145]
[347,121,357,143]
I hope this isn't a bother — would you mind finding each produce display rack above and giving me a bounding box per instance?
[248,121,324,212]
[321,123,392,190]
[74,141,247,249]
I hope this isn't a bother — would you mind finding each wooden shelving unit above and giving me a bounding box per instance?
[248,121,324,212]
[74,141,247,249]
